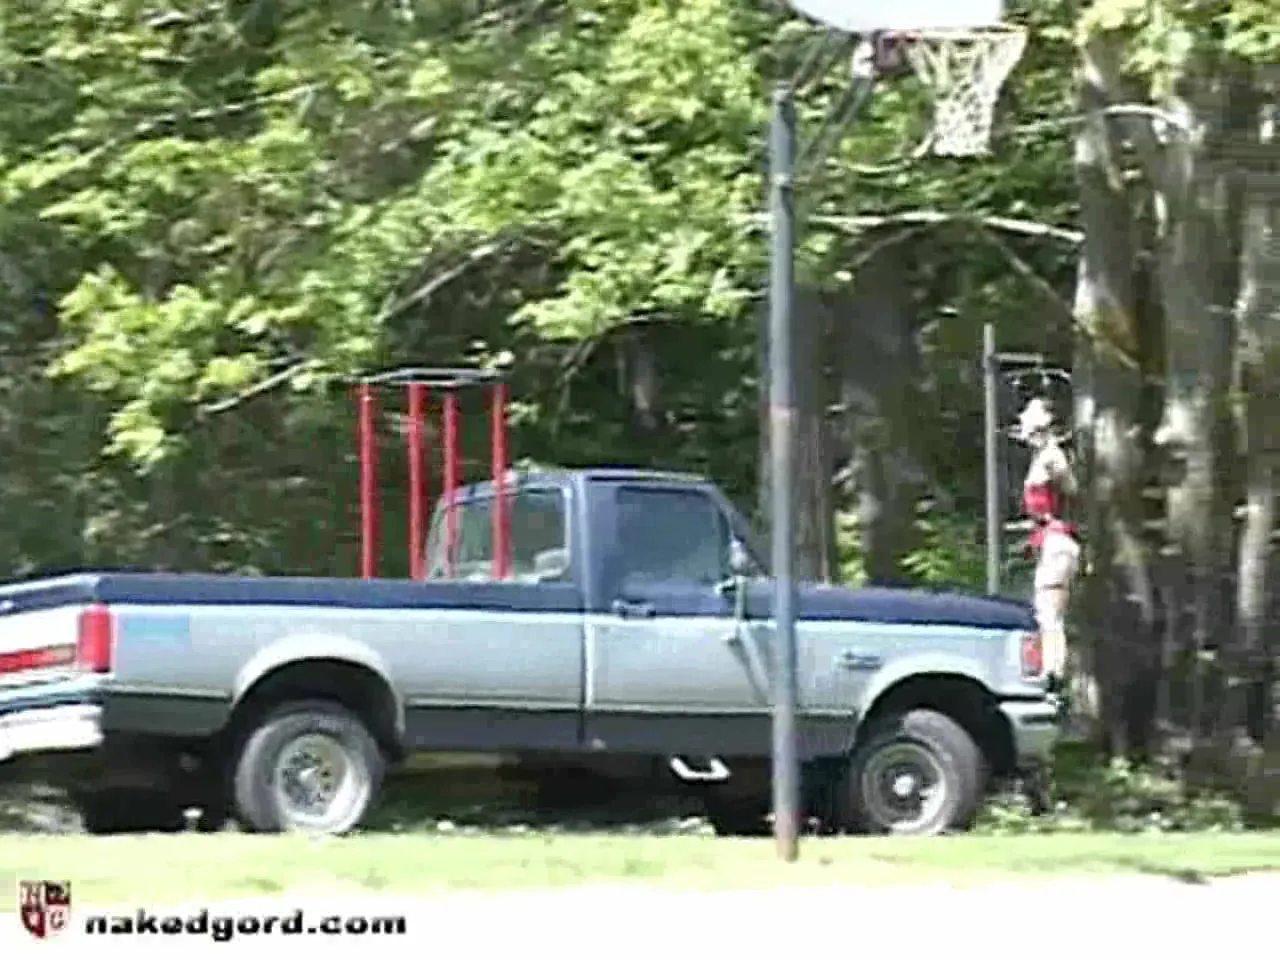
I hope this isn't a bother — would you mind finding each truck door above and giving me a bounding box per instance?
[582,483,772,757]
[396,484,584,751]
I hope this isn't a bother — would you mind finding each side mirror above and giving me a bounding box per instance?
[717,540,752,621]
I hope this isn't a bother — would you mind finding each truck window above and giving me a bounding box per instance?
[425,488,569,582]
[614,486,728,586]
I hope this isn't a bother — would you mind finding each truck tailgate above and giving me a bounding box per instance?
[0,575,114,761]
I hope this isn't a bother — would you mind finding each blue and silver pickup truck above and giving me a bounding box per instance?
[0,468,1057,836]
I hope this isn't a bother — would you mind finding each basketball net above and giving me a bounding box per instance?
[895,26,1028,158]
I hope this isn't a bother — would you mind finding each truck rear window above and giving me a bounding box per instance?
[426,488,568,582]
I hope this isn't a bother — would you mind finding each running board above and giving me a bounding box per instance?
[668,756,731,783]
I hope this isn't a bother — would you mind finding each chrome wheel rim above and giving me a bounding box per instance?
[272,733,367,833]
[860,742,947,834]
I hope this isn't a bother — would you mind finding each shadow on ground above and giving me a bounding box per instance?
[0,761,711,836]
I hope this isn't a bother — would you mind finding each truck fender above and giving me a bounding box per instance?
[853,654,991,747]
[231,633,405,739]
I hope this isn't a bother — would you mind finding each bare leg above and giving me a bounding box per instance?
[1032,528,1079,690]
[1033,585,1070,686]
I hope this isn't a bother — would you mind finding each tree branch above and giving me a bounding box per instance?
[975,228,1139,371]
[1079,37,1174,190]
[197,358,321,416]
[373,240,507,325]
[198,239,510,417]
[804,208,1141,368]
[808,210,1083,246]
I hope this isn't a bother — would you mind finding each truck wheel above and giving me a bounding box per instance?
[231,700,385,835]
[841,709,983,836]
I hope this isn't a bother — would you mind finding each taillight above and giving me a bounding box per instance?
[0,646,75,675]
[76,604,115,673]
[1021,631,1044,678]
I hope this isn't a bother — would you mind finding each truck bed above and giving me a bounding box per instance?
[0,572,1032,630]
[0,573,581,615]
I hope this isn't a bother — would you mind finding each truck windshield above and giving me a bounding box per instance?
[424,487,568,582]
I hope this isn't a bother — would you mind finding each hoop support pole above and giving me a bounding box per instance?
[408,382,427,581]
[768,84,801,865]
[983,323,1000,596]
[358,382,378,580]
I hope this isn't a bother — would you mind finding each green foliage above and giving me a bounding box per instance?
[902,508,989,591]
[0,0,1262,610]
[1080,0,1280,85]
[978,749,1244,835]
[0,0,1058,574]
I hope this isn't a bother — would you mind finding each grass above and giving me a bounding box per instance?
[2,831,1279,907]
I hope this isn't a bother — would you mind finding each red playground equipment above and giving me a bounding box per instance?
[354,367,509,581]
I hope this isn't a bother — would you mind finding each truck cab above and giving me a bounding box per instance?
[424,467,762,585]
[412,468,1054,830]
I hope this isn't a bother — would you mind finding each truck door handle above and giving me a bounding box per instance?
[611,598,655,619]
[838,650,882,670]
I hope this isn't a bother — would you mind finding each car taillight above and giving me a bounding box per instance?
[1021,631,1044,678]
[76,604,115,673]
[0,645,75,675]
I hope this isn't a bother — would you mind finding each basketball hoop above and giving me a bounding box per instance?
[892,25,1028,157]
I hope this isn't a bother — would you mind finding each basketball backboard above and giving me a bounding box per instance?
[786,0,1005,33]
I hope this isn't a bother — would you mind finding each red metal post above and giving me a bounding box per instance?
[443,390,460,576]
[423,389,432,574]
[358,382,378,579]
[490,380,510,580]
[407,382,426,580]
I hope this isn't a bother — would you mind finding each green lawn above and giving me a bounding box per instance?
[2,831,1279,906]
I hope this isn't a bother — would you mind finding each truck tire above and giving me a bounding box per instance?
[231,700,385,835]
[841,708,983,836]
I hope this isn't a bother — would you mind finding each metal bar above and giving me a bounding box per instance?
[995,352,1045,367]
[796,74,876,178]
[358,382,378,579]
[792,30,846,94]
[768,85,800,864]
[360,367,506,388]
[423,389,432,575]
[983,323,1001,596]
[443,390,460,577]
[490,380,510,580]
[408,382,426,580]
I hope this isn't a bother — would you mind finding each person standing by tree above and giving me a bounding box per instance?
[1015,397,1080,692]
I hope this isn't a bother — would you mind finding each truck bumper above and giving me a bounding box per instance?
[998,697,1060,769]
[0,679,105,764]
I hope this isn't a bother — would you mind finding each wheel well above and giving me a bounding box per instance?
[859,674,1015,777]
[225,659,402,760]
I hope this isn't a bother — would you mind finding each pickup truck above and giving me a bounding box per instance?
[0,467,1058,836]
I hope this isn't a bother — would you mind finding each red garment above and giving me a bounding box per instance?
[1022,483,1057,519]
[1023,482,1078,553]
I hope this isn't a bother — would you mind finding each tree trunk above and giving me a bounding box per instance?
[1153,63,1257,757]
[794,292,838,581]
[758,289,839,582]
[834,241,924,585]
[1073,37,1161,754]
[1233,164,1280,749]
